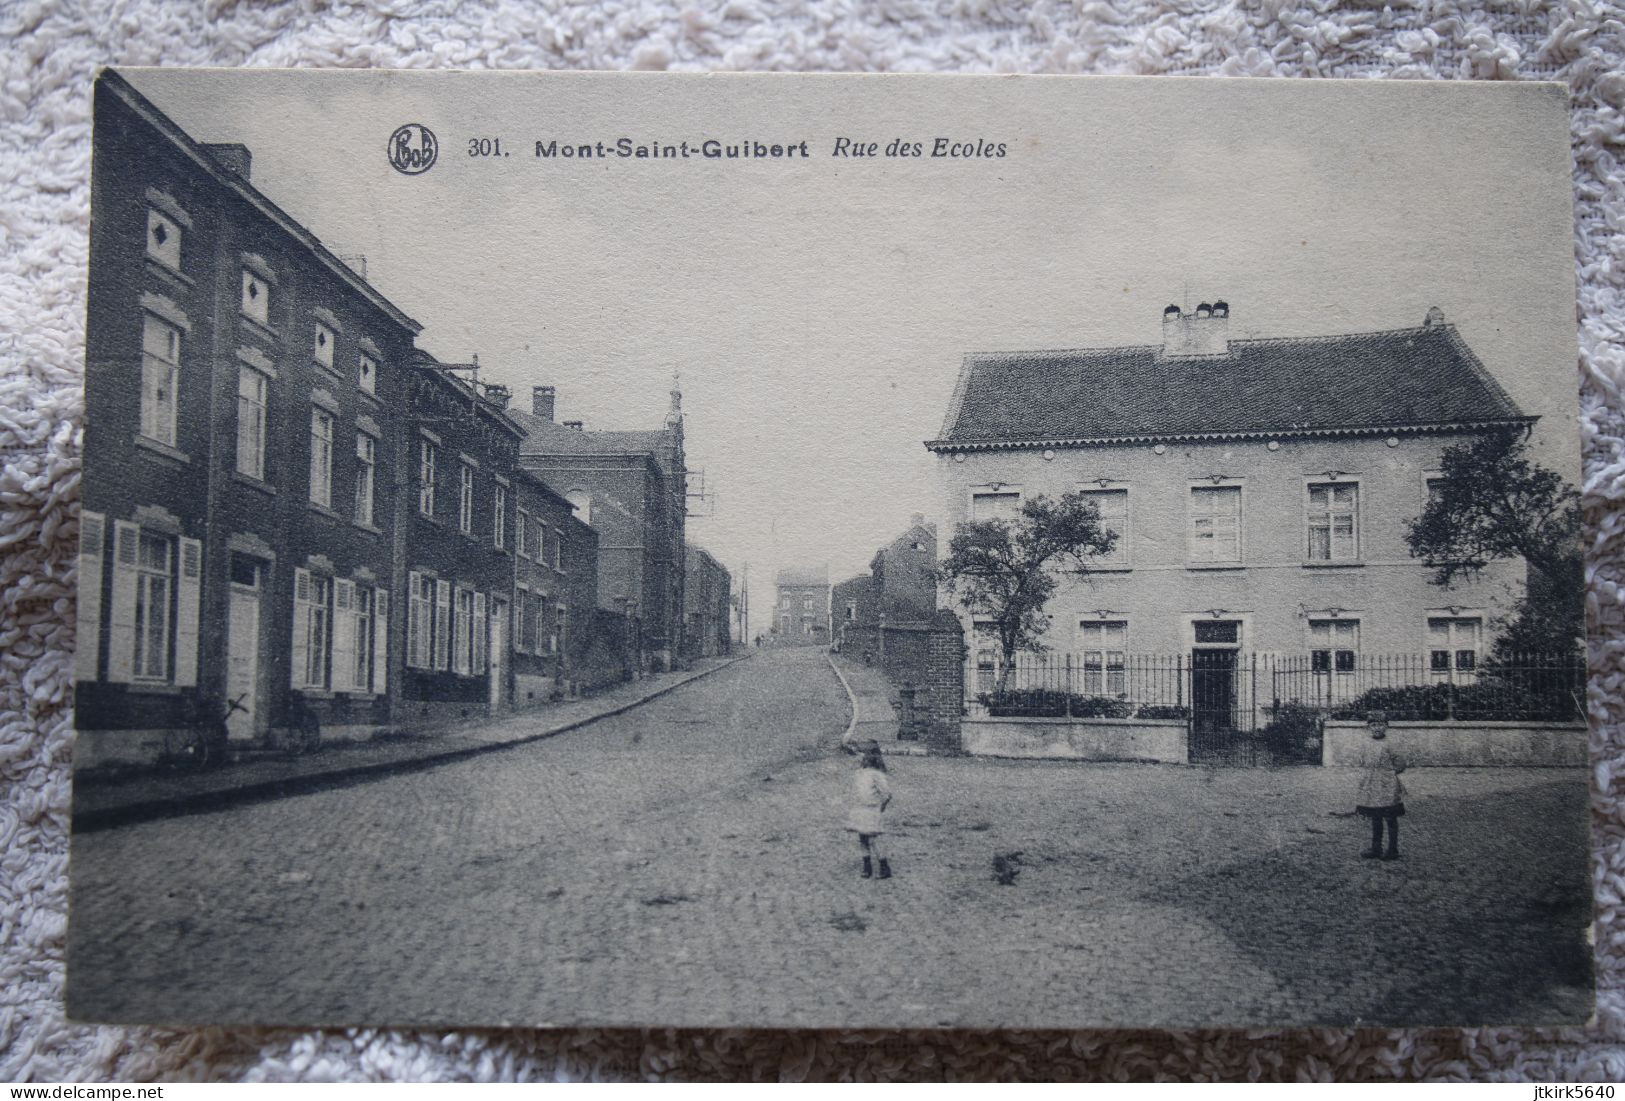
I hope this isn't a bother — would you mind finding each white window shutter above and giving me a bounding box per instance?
[291,567,312,688]
[77,511,106,681]
[173,536,202,687]
[332,579,357,692]
[452,587,469,676]
[107,520,141,684]
[405,571,423,669]
[434,579,451,671]
[372,588,389,694]
[473,592,487,675]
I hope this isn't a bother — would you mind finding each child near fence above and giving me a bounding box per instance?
[1354,711,1407,860]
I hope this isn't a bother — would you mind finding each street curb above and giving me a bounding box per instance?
[73,654,754,833]
[826,652,859,751]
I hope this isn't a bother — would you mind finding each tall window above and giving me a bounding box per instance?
[140,313,181,447]
[146,208,182,270]
[1428,616,1482,682]
[352,585,374,691]
[235,367,267,479]
[296,573,331,689]
[313,322,336,370]
[1190,486,1242,564]
[493,484,507,549]
[241,269,270,325]
[354,433,376,525]
[459,463,475,534]
[516,509,530,558]
[971,491,1021,522]
[358,352,377,396]
[1310,618,1359,674]
[132,532,173,682]
[407,573,434,669]
[1081,489,1129,566]
[453,588,474,675]
[1078,620,1127,696]
[1307,482,1359,561]
[553,528,563,570]
[308,408,334,508]
[418,439,437,517]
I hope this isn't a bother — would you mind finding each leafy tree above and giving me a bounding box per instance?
[938,492,1118,688]
[1407,430,1584,655]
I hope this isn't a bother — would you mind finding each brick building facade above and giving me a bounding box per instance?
[683,545,732,661]
[773,566,829,646]
[79,72,421,766]
[511,468,602,707]
[508,384,688,671]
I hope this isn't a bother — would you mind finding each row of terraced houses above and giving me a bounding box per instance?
[76,72,728,768]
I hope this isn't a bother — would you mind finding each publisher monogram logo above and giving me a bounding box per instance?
[388,124,438,175]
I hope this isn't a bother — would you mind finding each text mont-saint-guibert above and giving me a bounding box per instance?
[524,136,1008,161]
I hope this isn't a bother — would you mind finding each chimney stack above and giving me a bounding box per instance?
[532,385,556,420]
[910,512,926,529]
[1160,299,1230,358]
[203,143,253,181]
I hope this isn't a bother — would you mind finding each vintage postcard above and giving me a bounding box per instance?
[69,70,1590,1029]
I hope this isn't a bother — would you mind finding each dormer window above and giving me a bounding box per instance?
[146,209,182,271]
[241,270,270,325]
[314,322,336,369]
[358,352,377,396]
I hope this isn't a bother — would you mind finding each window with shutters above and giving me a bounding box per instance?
[354,432,376,526]
[146,208,183,271]
[1307,482,1359,562]
[313,322,336,370]
[309,408,334,508]
[406,572,435,670]
[1189,485,1242,564]
[433,579,451,671]
[472,592,488,676]
[241,269,270,325]
[76,512,107,682]
[453,587,474,675]
[352,585,375,691]
[459,463,475,534]
[140,313,182,448]
[295,572,332,690]
[236,367,268,480]
[419,439,437,518]
[132,532,173,682]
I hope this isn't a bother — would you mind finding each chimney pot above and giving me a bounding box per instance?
[910,512,926,528]
[1424,306,1445,328]
[1161,296,1230,358]
[202,143,252,180]
[532,385,556,420]
[563,420,584,430]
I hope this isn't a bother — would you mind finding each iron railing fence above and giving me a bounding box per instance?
[969,650,1586,725]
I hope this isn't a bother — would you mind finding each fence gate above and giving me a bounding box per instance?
[1188,649,1261,765]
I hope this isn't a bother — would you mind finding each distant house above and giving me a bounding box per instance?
[508,383,687,671]
[774,566,830,645]
[927,301,1533,701]
[834,514,939,652]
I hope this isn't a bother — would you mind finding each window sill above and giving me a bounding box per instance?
[353,520,383,537]
[417,512,442,527]
[1301,560,1365,570]
[127,682,183,696]
[313,360,348,387]
[307,501,343,520]
[232,471,276,496]
[145,257,194,290]
[134,435,190,464]
[1088,564,1133,574]
[1185,562,1245,571]
[296,689,335,700]
[460,529,480,544]
[240,315,280,344]
[358,387,382,407]
[343,692,379,702]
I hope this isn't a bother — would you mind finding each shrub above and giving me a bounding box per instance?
[1134,704,1190,721]
[1259,703,1323,751]
[1069,695,1134,719]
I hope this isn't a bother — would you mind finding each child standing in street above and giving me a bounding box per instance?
[1355,711,1407,861]
[848,740,893,879]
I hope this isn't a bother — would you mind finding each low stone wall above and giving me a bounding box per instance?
[1322,721,1588,767]
[962,716,1187,763]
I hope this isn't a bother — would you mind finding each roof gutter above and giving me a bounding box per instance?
[923,416,1539,454]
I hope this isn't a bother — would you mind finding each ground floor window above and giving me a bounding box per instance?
[293,570,331,689]
[406,573,452,671]
[1428,616,1482,682]
[1077,620,1127,696]
[99,519,200,688]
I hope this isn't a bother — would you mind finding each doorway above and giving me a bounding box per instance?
[226,554,265,740]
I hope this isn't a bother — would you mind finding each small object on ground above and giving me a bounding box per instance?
[992,851,1024,886]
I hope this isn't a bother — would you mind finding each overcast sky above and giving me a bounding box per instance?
[125,71,1579,626]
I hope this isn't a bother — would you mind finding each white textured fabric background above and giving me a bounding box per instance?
[3,0,1625,1081]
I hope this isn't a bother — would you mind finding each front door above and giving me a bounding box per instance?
[1191,648,1237,734]
[225,557,263,739]
[488,597,508,710]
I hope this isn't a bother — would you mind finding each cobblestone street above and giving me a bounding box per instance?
[67,647,1592,1030]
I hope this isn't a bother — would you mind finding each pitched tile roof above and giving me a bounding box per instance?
[507,407,677,462]
[928,321,1531,451]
